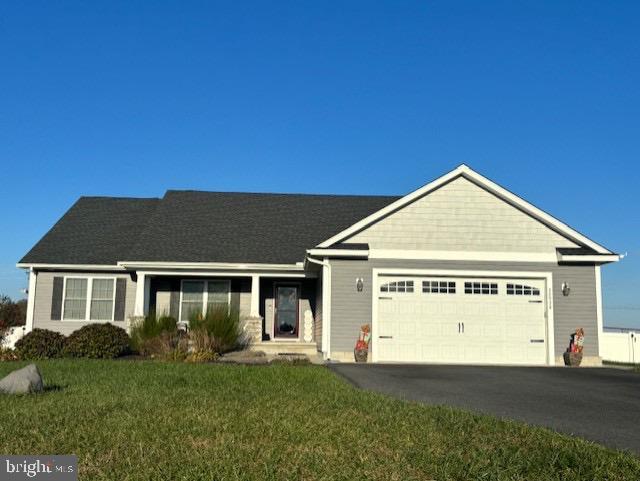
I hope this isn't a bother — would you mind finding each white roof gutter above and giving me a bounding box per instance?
[117,261,305,271]
[16,263,126,271]
[557,254,621,263]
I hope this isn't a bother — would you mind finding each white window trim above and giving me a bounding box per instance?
[371,268,555,366]
[61,276,117,322]
[178,279,232,322]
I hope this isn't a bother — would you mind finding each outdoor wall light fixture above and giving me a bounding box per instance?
[356,278,364,292]
[561,282,571,297]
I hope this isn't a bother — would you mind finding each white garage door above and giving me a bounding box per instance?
[376,275,548,365]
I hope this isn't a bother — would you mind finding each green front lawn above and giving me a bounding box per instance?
[0,361,638,480]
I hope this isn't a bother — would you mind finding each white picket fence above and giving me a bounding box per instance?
[601,331,638,364]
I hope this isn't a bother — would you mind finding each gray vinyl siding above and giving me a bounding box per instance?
[347,176,578,253]
[32,270,136,336]
[329,258,598,358]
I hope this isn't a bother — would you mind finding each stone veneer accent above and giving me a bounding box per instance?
[242,316,263,345]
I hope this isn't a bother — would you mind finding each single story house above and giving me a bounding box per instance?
[18,165,620,365]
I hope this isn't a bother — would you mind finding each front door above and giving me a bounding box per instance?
[275,285,299,338]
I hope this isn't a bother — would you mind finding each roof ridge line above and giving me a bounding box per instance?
[163,189,400,199]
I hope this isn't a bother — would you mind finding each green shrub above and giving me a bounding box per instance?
[130,313,177,352]
[64,323,131,359]
[14,328,66,359]
[188,307,245,354]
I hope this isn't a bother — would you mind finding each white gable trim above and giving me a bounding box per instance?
[316,164,613,254]
[369,249,558,263]
[306,248,369,258]
[557,254,620,263]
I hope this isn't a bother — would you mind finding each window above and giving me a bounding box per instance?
[62,277,116,321]
[464,282,498,295]
[207,281,231,313]
[63,278,88,320]
[181,281,205,321]
[90,279,115,320]
[422,280,456,294]
[180,280,231,321]
[506,283,540,296]
[380,280,414,293]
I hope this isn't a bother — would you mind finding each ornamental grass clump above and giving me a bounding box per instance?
[188,307,246,354]
[130,313,178,353]
[140,331,189,361]
[184,328,218,363]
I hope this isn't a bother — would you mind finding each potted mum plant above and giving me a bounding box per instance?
[563,328,585,367]
[354,324,371,363]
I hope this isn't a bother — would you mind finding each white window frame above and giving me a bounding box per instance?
[61,276,117,322]
[178,279,232,322]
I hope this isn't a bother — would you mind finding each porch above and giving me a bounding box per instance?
[132,269,322,354]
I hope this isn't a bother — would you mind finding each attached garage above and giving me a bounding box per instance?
[309,166,618,365]
[372,270,553,365]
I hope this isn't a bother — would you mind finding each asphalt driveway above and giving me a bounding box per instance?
[329,364,640,454]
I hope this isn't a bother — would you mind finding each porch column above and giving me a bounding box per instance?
[250,274,260,317]
[25,268,37,332]
[134,272,150,317]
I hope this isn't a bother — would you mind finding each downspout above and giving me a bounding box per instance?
[306,256,331,360]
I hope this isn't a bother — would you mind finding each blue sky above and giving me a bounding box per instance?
[1,1,638,327]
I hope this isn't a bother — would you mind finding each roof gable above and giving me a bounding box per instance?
[344,176,578,253]
[318,165,614,255]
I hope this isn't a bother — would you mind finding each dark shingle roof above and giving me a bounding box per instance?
[21,191,398,265]
[20,197,160,265]
[126,191,398,264]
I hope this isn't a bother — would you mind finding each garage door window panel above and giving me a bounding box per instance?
[464,282,498,295]
[506,283,540,296]
[380,280,414,293]
[422,280,456,294]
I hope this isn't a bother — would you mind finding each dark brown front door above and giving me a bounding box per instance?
[275,285,299,338]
